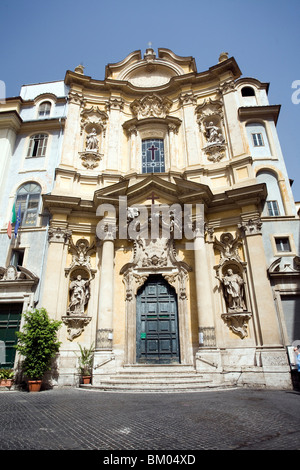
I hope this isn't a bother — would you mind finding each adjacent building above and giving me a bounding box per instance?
[1,48,299,390]
[0,80,68,367]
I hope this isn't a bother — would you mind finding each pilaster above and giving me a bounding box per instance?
[41,226,72,321]
[239,218,282,347]
[96,224,116,350]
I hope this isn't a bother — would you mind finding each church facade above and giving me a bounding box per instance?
[1,47,299,390]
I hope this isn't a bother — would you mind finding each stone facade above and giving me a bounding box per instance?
[1,47,299,389]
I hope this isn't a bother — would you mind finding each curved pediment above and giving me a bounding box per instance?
[105,47,197,88]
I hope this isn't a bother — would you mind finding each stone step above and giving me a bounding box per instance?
[81,364,232,392]
[80,381,228,393]
[100,373,205,383]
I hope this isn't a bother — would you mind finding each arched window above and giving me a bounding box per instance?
[38,101,51,118]
[256,170,284,216]
[27,134,48,158]
[241,86,255,97]
[15,182,41,227]
[142,139,165,173]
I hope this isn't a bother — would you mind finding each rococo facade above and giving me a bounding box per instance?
[0,47,299,391]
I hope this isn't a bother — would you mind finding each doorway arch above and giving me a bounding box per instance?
[136,274,180,364]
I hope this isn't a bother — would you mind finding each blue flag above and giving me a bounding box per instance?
[14,204,21,238]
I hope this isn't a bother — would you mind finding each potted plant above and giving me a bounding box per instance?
[0,368,14,388]
[78,343,94,384]
[15,308,62,392]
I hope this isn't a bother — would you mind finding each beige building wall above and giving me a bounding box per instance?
[41,48,296,390]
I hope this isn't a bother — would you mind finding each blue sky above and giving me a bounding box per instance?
[1,0,299,200]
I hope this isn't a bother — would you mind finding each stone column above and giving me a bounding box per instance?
[168,123,179,171]
[96,227,115,350]
[105,97,124,171]
[128,125,137,171]
[60,90,85,167]
[180,91,199,167]
[193,226,216,348]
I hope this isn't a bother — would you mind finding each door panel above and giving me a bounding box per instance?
[136,275,180,364]
[0,303,23,368]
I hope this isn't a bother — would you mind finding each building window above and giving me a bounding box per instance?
[252,133,264,147]
[38,101,51,118]
[15,183,41,227]
[275,237,291,252]
[27,134,48,158]
[10,249,25,268]
[142,139,165,173]
[267,200,280,216]
[241,86,255,97]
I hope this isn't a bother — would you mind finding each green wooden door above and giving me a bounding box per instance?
[0,303,23,368]
[136,275,180,364]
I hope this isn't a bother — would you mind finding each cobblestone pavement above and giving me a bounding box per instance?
[0,387,299,453]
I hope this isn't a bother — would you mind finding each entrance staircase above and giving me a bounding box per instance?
[80,364,231,393]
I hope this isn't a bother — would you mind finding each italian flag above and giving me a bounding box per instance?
[7,203,16,239]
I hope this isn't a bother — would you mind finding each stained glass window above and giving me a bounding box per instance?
[142,139,165,173]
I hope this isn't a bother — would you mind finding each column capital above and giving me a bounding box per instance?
[48,226,72,244]
[238,218,262,236]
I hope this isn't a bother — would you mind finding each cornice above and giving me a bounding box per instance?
[238,105,281,125]
[0,110,22,131]
[20,117,66,133]
[64,56,241,98]
[122,115,181,132]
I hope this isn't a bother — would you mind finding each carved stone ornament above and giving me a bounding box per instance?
[130,94,172,119]
[96,328,113,350]
[219,79,235,94]
[213,232,243,267]
[0,265,39,284]
[221,312,252,339]
[214,232,252,338]
[63,238,96,340]
[65,238,96,278]
[48,227,72,244]
[80,106,108,136]
[79,150,103,169]
[121,235,192,305]
[62,315,92,341]
[238,218,262,236]
[268,256,300,276]
[196,98,226,162]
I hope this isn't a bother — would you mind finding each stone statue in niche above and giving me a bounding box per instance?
[67,274,90,316]
[205,121,225,144]
[86,128,99,151]
[217,268,246,313]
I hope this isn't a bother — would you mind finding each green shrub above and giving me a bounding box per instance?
[0,368,14,380]
[15,308,62,380]
[78,343,94,376]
